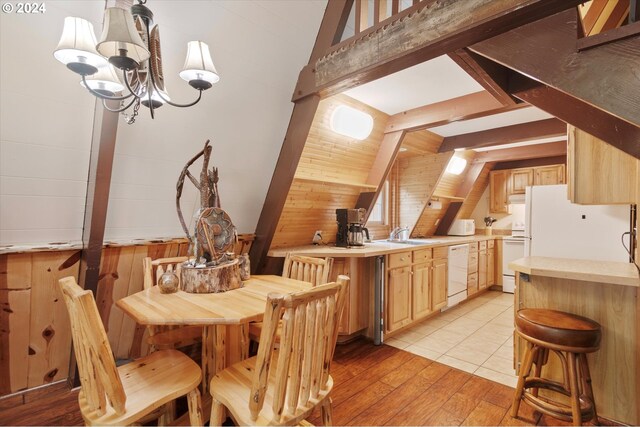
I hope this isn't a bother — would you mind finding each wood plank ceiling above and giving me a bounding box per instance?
[249,0,624,271]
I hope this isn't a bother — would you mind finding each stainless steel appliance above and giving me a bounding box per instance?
[448,219,475,236]
[336,208,370,247]
[447,244,469,307]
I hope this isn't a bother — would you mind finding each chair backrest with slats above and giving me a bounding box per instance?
[282,254,334,287]
[59,277,126,417]
[249,275,349,423]
[143,256,189,291]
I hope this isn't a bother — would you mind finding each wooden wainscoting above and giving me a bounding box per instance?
[0,234,255,397]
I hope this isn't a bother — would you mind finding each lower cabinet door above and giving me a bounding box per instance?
[386,267,412,333]
[412,262,432,320]
[478,250,488,289]
[432,258,448,310]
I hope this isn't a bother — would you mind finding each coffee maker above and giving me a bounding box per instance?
[336,208,370,247]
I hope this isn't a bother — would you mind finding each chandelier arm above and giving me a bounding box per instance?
[81,75,137,101]
[146,58,204,108]
[102,97,138,113]
[123,71,148,99]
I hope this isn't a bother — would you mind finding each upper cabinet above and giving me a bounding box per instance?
[534,165,565,186]
[510,169,534,194]
[489,170,510,214]
[490,164,566,213]
[567,126,638,205]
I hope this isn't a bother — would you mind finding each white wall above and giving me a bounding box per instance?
[0,1,327,245]
[470,185,525,230]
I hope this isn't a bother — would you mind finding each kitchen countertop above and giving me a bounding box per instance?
[509,256,640,287]
[268,235,500,258]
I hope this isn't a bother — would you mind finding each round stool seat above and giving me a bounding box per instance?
[516,309,601,351]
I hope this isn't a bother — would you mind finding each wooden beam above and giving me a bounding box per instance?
[309,0,354,62]
[355,0,368,33]
[356,130,406,219]
[448,49,517,106]
[434,161,486,235]
[493,155,566,170]
[510,76,640,160]
[385,91,528,134]
[438,118,567,152]
[469,8,640,129]
[472,141,567,163]
[250,0,353,273]
[577,20,640,51]
[293,0,584,101]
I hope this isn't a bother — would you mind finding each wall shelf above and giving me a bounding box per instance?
[431,193,465,201]
[294,175,378,190]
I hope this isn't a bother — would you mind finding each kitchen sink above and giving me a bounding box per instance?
[379,238,448,245]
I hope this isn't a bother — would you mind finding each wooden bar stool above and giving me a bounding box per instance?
[512,308,601,426]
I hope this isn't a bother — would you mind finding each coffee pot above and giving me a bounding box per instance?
[348,223,370,246]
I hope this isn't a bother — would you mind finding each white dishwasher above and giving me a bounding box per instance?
[447,244,469,307]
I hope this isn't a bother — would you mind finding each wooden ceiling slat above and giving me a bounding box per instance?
[472,141,567,163]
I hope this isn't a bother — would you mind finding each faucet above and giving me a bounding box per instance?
[389,226,409,240]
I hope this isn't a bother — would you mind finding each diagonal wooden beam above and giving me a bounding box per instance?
[385,91,527,134]
[469,8,640,129]
[434,161,486,235]
[448,49,517,106]
[438,118,567,152]
[250,0,353,274]
[472,141,567,163]
[356,130,407,218]
[293,0,584,101]
[510,75,640,160]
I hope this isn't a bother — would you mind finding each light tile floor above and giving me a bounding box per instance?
[385,290,518,388]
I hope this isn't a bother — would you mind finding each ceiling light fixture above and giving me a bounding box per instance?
[330,105,374,140]
[446,155,467,175]
[54,1,219,124]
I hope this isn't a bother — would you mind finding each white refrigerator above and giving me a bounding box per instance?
[525,185,631,261]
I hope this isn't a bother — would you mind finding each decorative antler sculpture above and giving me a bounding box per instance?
[175,140,246,293]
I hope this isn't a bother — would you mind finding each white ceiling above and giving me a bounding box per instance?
[344,55,484,115]
[429,107,554,137]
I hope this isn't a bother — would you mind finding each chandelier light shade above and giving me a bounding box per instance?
[97,7,150,70]
[80,64,124,96]
[180,41,220,90]
[53,0,220,124]
[54,17,108,76]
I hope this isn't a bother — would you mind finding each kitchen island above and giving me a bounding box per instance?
[269,236,502,342]
[509,256,640,425]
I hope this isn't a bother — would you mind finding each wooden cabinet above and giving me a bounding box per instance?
[386,266,412,332]
[467,242,479,296]
[478,243,487,290]
[332,258,371,335]
[510,169,534,194]
[412,262,432,320]
[487,244,495,286]
[489,170,510,214]
[534,164,565,185]
[385,247,448,333]
[431,257,448,310]
[490,165,568,213]
[567,125,638,205]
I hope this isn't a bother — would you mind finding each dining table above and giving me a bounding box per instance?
[116,274,312,408]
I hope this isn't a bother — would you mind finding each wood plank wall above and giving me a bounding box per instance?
[0,235,254,397]
[395,131,449,233]
[412,150,474,236]
[270,94,389,248]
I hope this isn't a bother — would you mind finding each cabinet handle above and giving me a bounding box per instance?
[400,257,405,261]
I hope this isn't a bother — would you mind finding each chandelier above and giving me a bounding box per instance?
[53,0,219,124]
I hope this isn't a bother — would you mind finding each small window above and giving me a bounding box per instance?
[368,181,388,224]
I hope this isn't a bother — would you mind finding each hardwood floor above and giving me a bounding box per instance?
[0,338,612,426]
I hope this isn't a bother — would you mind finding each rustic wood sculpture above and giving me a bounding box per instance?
[176,140,242,293]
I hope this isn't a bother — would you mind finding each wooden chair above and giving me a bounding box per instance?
[248,254,334,343]
[143,256,202,351]
[210,275,349,426]
[59,277,203,426]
